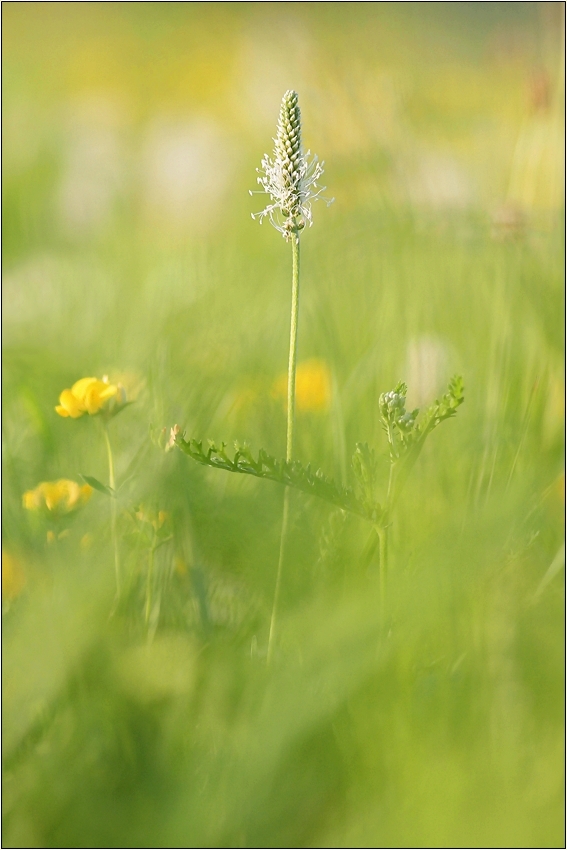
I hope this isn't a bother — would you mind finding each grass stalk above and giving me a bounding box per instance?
[378,460,395,619]
[285,232,300,461]
[267,231,300,664]
[145,535,157,626]
[103,423,121,596]
[377,526,387,622]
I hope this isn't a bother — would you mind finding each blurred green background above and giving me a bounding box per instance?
[2,3,564,847]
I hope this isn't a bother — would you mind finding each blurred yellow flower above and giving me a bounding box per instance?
[174,556,188,577]
[2,550,26,601]
[272,358,332,413]
[47,530,73,544]
[23,479,93,517]
[55,376,118,418]
[135,506,169,531]
[80,533,94,550]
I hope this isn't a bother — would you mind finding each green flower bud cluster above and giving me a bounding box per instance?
[379,376,464,471]
[379,389,405,416]
[379,382,419,462]
[379,384,419,440]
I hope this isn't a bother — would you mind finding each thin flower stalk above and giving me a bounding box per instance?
[55,375,131,599]
[102,423,120,596]
[145,533,158,626]
[253,91,331,663]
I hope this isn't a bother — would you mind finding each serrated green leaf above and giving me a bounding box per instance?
[173,436,382,523]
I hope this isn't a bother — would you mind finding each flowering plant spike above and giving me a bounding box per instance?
[251,90,332,238]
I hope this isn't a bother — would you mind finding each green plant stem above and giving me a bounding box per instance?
[377,525,387,621]
[387,459,395,505]
[103,423,120,596]
[360,526,380,571]
[286,232,300,461]
[378,460,395,619]
[145,535,157,626]
[267,231,300,664]
[267,485,290,664]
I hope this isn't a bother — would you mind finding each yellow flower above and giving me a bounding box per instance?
[55,376,118,418]
[135,506,169,531]
[272,358,332,413]
[22,479,93,517]
[2,550,26,601]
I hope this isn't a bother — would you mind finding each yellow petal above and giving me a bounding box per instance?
[71,377,97,402]
[84,384,104,414]
[58,389,85,419]
[23,479,92,516]
[84,380,117,414]
[42,482,61,512]
[55,405,70,417]
[61,480,81,510]
[22,490,38,510]
[79,484,93,505]
[99,383,118,401]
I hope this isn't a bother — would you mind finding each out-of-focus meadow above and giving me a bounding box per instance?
[2,3,564,847]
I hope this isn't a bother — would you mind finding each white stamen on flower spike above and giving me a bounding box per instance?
[251,90,333,239]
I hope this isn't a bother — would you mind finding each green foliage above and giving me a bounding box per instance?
[174,435,382,523]
[80,474,115,498]
[173,376,464,527]
[379,376,465,506]
[351,441,379,515]
[380,375,464,461]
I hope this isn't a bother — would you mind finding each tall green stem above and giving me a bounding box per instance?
[267,231,300,664]
[267,486,290,663]
[377,526,387,621]
[378,460,395,619]
[286,232,300,461]
[145,536,157,626]
[103,423,120,596]
[387,459,395,505]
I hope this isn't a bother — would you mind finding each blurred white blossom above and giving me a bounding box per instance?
[57,96,124,234]
[142,117,233,231]
[404,335,452,409]
[406,152,474,210]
